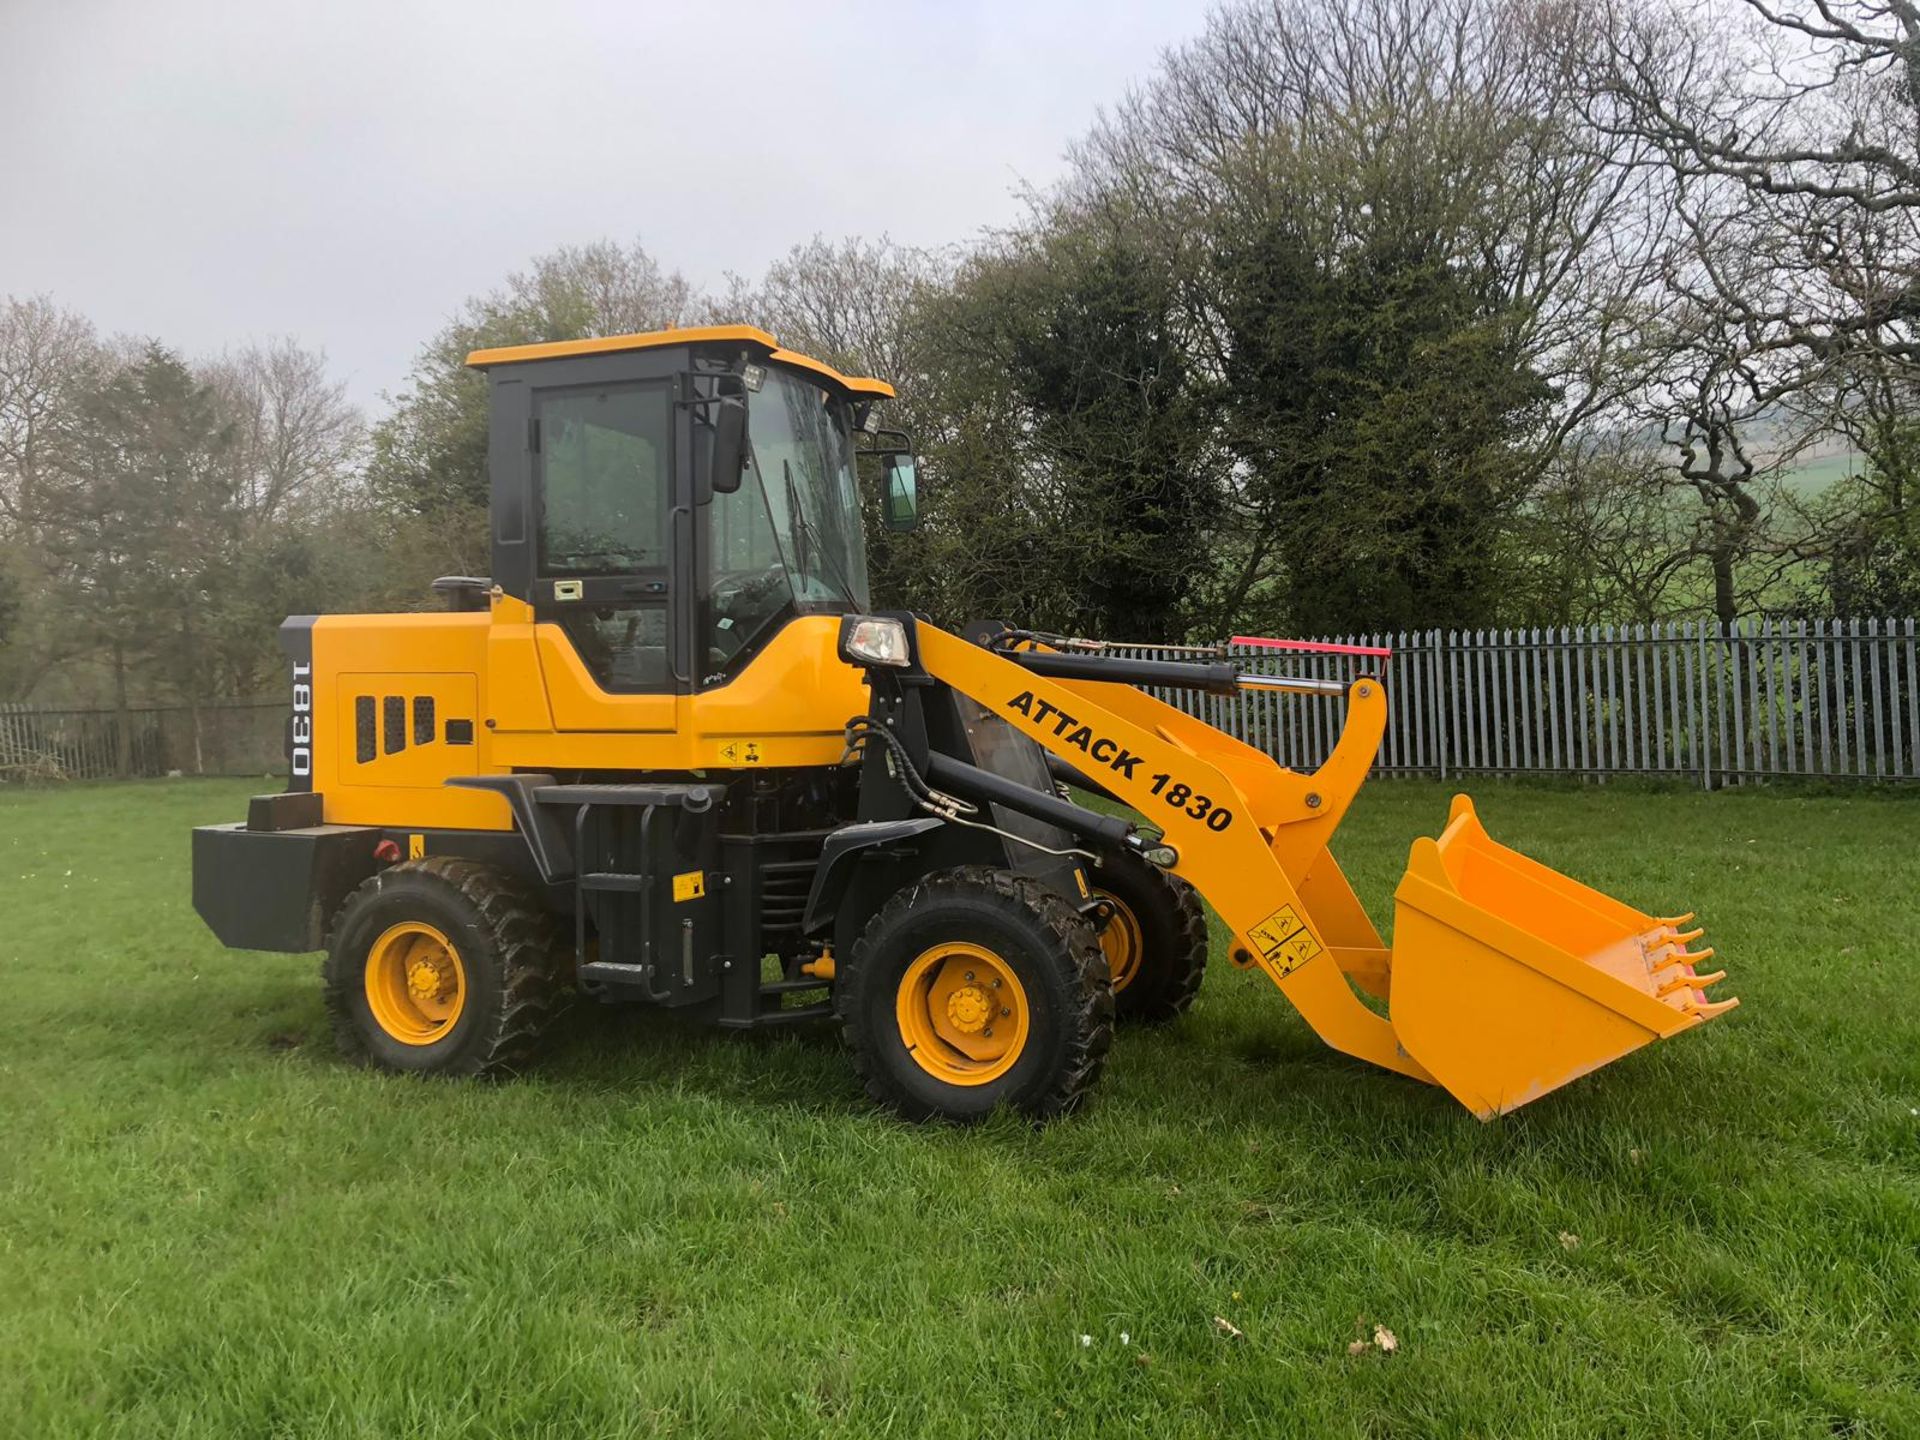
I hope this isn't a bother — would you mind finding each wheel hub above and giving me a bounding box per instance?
[407,958,448,1001]
[945,984,992,1034]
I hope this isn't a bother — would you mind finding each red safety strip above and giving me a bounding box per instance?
[1230,634,1394,659]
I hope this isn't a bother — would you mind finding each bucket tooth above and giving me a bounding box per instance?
[1656,912,1696,927]
[1683,995,1741,1020]
[1658,968,1725,998]
[1651,944,1714,973]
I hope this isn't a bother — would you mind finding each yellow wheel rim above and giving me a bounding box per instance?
[1097,893,1144,992]
[364,921,466,1046]
[895,941,1029,1087]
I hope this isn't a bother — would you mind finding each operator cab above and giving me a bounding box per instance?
[465,325,916,695]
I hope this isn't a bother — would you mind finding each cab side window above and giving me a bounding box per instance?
[535,382,673,691]
[537,385,670,575]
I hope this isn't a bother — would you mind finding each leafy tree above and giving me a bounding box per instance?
[918,210,1221,640]
[39,344,239,769]
[1072,0,1658,637]
[1805,427,1920,615]
[1211,212,1551,632]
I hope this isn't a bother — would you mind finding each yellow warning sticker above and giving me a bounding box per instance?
[1245,904,1323,977]
[407,833,425,860]
[1075,868,1091,898]
[717,739,764,765]
[672,870,706,903]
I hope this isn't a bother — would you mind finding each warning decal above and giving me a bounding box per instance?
[1245,905,1324,977]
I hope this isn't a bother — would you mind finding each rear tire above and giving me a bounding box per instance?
[323,858,566,1077]
[1092,851,1209,1024]
[837,866,1113,1122]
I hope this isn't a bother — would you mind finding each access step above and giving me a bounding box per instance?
[577,959,667,998]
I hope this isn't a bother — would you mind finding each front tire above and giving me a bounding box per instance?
[1092,851,1210,1023]
[837,866,1113,1122]
[323,858,566,1077]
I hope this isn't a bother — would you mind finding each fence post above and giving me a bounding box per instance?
[1896,618,1912,783]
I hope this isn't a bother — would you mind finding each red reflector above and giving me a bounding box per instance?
[373,839,402,863]
[1230,634,1393,659]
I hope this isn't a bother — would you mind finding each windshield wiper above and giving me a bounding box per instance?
[783,458,859,607]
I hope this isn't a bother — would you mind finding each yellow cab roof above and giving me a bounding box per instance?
[464,324,895,399]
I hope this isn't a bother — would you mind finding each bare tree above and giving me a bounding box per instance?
[202,338,364,530]
[0,298,106,696]
[0,295,101,533]
[716,235,954,388]
[1585,0,1920,493]
[1508,435,1706,622]
[515,239,700,337]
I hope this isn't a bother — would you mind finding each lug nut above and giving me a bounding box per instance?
[1000,1007,1011,1017]
[964,972,975,982]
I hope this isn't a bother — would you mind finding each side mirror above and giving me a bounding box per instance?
[882,451,920,531]
[710,394,748,495]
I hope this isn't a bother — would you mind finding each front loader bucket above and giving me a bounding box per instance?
[1388,795,1736,1118]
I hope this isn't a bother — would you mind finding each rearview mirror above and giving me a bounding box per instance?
[882,452,920,531]
[710,394,748,495]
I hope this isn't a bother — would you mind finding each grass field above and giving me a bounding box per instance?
[2,779,1918,1438]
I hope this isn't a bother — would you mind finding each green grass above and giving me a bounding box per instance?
[2,778,1917,1438]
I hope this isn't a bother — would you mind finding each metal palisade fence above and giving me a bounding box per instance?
[1127,618,1920,787]
[0,700,285,783]
[4,618,1919,786]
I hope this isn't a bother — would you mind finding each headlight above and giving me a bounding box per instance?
[841,616,911,667]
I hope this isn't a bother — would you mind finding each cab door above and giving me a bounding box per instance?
[527,378,681,733]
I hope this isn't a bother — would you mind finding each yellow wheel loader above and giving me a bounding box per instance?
[191,325,1735,1121]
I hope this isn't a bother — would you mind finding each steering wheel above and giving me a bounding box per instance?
[708,563,789,663]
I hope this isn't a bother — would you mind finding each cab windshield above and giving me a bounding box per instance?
[706,367,872,673]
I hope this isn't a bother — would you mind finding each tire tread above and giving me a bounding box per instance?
[1098,856,1209,1024]
[322,857,568,1078]
[836,865,1113,1122]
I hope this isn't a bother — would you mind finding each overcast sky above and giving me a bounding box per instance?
[0,0,1213,411]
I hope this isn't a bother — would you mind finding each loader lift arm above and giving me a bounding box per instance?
[861,618,1734,1117]
[912,624,1432,1084]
